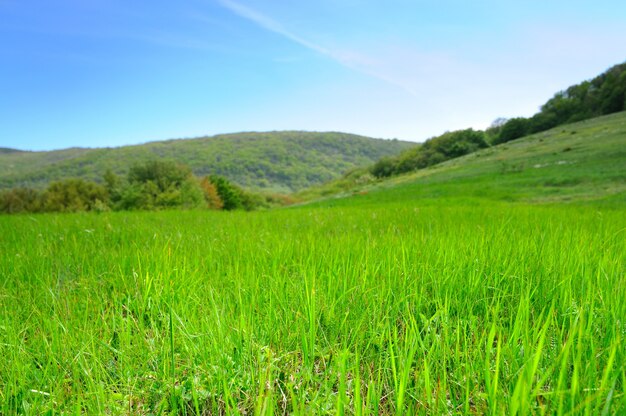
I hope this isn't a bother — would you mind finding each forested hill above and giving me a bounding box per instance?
[0,131,414,192]
[0,148,23,154]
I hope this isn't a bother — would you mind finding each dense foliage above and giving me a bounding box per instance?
[43,179,109,213]
[491,61,626,144]
[0,132,413,192]
[113,161,204,211]
[371,129,488,178]
[0,160,275,214]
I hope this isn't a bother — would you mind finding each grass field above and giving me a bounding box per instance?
[1,198,625,414]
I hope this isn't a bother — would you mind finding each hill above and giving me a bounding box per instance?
[0,132,414,193]
[342,62,626,183]
[300,111,626,206]
[0,148,24,154]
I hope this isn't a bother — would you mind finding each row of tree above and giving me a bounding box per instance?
[370,61,626,178]
[0,160,273,214]
[370,128,489,178]
[489,62,626,144]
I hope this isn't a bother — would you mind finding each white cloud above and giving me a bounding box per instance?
[217,0,329,55]
[216,0,419,95]
[215,0,626,141]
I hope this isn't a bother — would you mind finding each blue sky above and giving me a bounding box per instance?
[1,0,625,151]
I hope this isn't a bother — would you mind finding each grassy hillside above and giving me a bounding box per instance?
[301,111,626,205]
[0,132,414,193]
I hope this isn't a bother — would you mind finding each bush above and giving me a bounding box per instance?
[43,179,109,212]
[494,118,530,144]
[121,160,205,210]
[200,177,224,210]
[370,157,397,178]
[0,187,43,214]
[207,175,243,210]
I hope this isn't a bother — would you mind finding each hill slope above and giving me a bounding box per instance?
[0,131,414,193]
[0,148,23,154]
[302,112,626,206]
[337,61,625,184]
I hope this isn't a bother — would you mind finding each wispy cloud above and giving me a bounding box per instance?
[217,0,328,54]
[216,0,418,95]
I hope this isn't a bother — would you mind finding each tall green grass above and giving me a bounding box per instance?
[1,202,624,414]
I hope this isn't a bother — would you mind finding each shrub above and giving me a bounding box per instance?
[207,175,243,210]
[494,118,530,144]
[200,177,224,210]
[122,160,205,210]
[0,187,43,214]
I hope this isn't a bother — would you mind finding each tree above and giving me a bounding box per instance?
[207,175,242,210]
[528,112,558,134]
[103,169,122,207]
[128,160,191,192]
[427,128,488,158]
[486,118,508,143]
[0,187,43,214]
[43,179,108,212]
[370,157,397,178]
[200,177,224,210]
[494,118,530,144]
[103,169,120,191]
[116,183,144,211]
[599,66,626,114]
[122,160,204,210]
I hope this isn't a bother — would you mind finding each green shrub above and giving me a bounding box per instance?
[43,179,108,212]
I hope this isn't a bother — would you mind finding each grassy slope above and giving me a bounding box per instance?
[302,112,626,206]
[0,132,413,193]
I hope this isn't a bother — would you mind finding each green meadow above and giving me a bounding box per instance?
[300,112,626,206]
[1,199,625,414]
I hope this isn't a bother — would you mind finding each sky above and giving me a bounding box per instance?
[1,1,625,151]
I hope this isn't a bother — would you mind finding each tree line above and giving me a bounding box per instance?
[489,61,626,144]
[0,160,288,214]
[370,128,489,178]
[369,61,626,178]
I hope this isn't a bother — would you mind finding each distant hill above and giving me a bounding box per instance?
[0,132,414,192]
[300,111,626,205]
[0,148,24,154]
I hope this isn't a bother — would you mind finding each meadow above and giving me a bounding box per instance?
[1,199,624,414]
[299,112,626,206]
